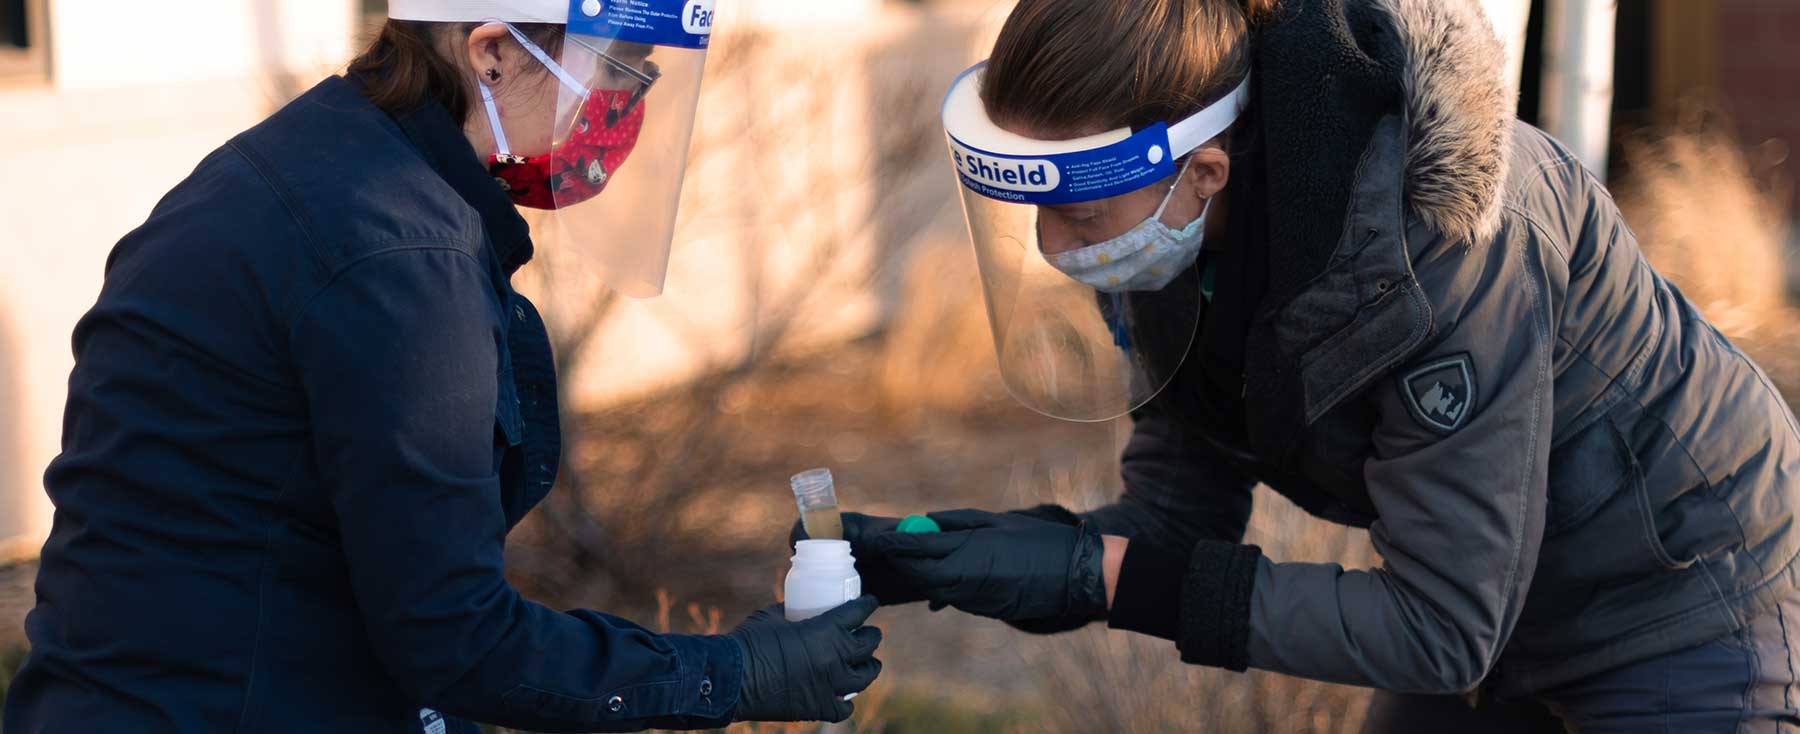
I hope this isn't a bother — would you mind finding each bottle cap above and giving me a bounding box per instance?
[792,539,853,561]
[897,515,941,534]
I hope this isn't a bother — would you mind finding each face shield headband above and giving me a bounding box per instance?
[941,62,1251,209]
[940,62,1251,422]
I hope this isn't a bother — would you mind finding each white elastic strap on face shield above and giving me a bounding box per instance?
[1167,75,1252,158]
[388,0,566,23]
[499,23,590,96]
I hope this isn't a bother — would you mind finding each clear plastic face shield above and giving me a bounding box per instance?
[941,62,1250,421]
[480,0,715,298]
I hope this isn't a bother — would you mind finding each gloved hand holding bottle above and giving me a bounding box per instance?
[806,509,1110,624]
[725,595,884,723]
[791,512,937,605]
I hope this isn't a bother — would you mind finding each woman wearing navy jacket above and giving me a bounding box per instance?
[3,2,880,732]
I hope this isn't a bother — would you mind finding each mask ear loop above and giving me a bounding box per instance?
[500,23,591,97]
[475,22,595,162]
[479,82,512,158]
[1151,156,1197,222]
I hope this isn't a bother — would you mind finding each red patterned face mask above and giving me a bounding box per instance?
[489,88,647,210]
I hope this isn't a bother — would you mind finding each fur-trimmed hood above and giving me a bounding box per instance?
[1376,0,1514,244]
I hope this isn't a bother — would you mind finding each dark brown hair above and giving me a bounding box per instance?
[983,0,1273,139]
[347,20,567,124]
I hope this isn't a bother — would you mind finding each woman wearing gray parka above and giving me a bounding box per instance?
[802,0,1800,730]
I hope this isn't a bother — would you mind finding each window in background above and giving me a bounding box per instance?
[0,0,24,48]
[0,0,47,84]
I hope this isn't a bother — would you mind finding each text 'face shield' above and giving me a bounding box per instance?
[941,62,1249,422]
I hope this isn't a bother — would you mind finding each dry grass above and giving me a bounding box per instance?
[1614,119,1797,342]
[1614,118,1800,400]
[0,640,25,719]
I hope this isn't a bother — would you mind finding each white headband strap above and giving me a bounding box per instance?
[388,0,566,23]
[1167,74,1253,157]
[943,65,1251,160]
[498,23,590,96]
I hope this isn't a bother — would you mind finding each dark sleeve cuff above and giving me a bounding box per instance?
[1176,540,1263,672]
[1106,540,1189,640]
[642,633,744,729]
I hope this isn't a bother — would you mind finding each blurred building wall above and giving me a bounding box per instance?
[1714,0,1800,219]
[0,0,355,555]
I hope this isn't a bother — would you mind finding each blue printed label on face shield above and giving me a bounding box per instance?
[571,0,712,49]
[947,123,1177,205]
[949,143,1061,194]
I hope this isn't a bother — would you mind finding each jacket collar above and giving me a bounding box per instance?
[378,81,537,275]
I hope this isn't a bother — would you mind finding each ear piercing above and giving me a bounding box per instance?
[485,68,502,82]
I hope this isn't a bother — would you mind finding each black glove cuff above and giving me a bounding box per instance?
[1064,521,1108,622]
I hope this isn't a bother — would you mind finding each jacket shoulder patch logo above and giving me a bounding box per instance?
[1400,353,1477,434]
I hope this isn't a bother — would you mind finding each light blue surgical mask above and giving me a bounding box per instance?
[1045,160,1211,293]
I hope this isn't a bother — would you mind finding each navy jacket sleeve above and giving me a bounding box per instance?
[290,247,741,732]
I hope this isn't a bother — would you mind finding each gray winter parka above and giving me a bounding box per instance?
[1086,0,1800,698]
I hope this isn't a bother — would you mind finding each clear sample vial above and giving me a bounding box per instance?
[791,468,843,541]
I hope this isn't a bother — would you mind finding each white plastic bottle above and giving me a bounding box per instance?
[784,539,862,622]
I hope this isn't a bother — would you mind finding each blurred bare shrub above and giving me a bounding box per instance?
[0,640,25,716]
[1614,109,1796,341]
[1032,626,1367,734]
[873,241,1004,420]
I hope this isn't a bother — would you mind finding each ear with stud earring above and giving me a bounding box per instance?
[485,68,502,83]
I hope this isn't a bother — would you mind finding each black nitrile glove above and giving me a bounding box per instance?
[860,509,1107,623]
[726,596,883,723]
[1000,504,1105,635]
[790,513,930,605]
